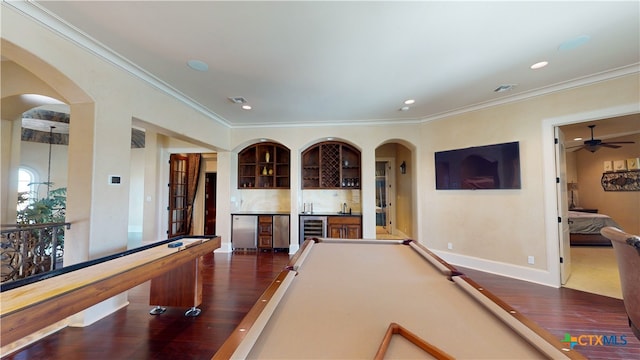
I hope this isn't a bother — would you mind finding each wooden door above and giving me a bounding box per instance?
[345,224,361,239]
[168,154,188,237]
[327,224,342,239]
[204,173,217,235]
[555,127,572,284]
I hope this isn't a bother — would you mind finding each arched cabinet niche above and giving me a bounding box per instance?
[238,142,290,189]
[301,141,361,189]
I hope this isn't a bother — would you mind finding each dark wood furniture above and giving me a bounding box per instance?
[571,208,598,213]
[570,233,612,246]
[327,215,361,239]
[258,216,273,250]
[301,141,360,189]
[149,240,209,316]
[238,142,290,189]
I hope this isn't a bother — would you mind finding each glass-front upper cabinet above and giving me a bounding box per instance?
[238,142,290,189]
[301,141,360,189]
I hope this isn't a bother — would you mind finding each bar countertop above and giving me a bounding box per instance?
[231,211,291,216]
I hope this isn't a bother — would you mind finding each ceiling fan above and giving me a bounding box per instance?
[568,125,635,152]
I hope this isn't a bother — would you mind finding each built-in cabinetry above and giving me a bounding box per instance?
[232,214,290,251]
[299,215,362,242]
[327,216,361,239]
[238,142,290,189]
[302,141,361,189]
[258,216,273,249]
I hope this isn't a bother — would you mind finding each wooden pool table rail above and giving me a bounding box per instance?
[212,238,586,359]
[453,275,586,359]
[0,236,221,347]
[212,256,301,359]
[213,238,323,359]
[374,322,455,360]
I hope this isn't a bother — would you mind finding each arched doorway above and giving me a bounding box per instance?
[374,141,414,239]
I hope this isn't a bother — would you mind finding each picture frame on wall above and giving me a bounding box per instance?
[603,161,613,172]
[627,158,640,170]
[613,160,627,172]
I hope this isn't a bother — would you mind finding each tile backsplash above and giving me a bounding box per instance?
[233,189,361,213]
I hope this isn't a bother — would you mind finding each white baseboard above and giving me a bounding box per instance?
[431,250,560,288]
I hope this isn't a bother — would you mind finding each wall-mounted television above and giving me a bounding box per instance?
[435,141,521,190]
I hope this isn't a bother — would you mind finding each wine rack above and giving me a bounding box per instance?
[301,141,361,189]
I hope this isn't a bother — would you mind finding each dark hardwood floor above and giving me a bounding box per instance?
[4,251,639,359]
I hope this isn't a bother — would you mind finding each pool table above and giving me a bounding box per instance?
[213,238,585,359]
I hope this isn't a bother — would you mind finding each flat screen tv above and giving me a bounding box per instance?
[435,141,521,190]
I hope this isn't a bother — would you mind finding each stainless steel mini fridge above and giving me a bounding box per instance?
[232,215,257,250]
[272,215,290,250]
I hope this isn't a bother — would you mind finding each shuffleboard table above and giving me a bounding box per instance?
[0,235,220,348]
[213,238,585,359]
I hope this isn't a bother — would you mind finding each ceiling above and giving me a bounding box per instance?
[7,1,640,128]
[561,113,639,150]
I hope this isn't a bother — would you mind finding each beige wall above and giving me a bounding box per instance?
[575,133,640,234]
[1,5,232,331]
[419,75,639,285]
[20,142,68,199]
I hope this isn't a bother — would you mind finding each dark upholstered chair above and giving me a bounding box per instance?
[601,226,640,340]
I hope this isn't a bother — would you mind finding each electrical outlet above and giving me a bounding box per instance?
[447,242,453,250]
[527,256,535,265]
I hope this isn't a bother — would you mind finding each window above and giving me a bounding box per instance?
[17,167,38,211]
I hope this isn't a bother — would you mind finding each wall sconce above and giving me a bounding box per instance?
[400,161,406,174]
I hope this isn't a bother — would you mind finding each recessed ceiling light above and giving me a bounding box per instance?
[404,99,415,105]
[242,105,252,110]
[187,59,208,72]
[558,35,591,51]
[530,61,548,70]
[399,106,410,111]
[573,137,583,141]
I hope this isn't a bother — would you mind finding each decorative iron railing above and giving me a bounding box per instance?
[1,222,70,283]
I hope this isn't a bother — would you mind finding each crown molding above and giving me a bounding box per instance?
[420,64,640,124]
[5,0,232,128]
[6,1,638,130]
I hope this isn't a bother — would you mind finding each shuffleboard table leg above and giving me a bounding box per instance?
[184,307,201,317]
[149,306,167,315]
